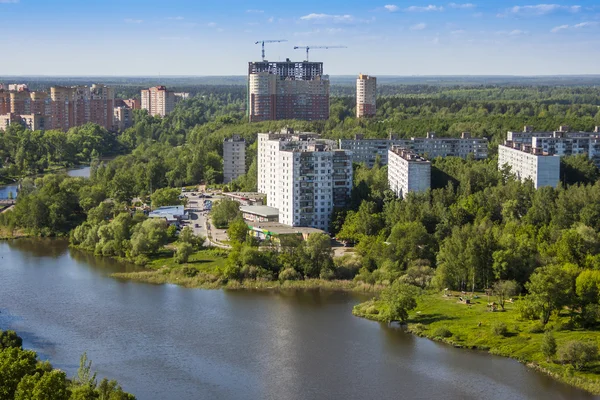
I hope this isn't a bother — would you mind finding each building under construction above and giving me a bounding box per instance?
[247,59,330,122]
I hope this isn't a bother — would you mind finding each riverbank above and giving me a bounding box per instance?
[110,248,381,292]
[0,227,30,240]
[353,293,600,395]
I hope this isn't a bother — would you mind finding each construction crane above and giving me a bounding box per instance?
[293,45,347,62]
[255,40,287,61]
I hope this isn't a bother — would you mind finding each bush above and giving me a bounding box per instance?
[174,242,194,264]
[528,322,545,333]
[492,321,508,337]
[558,340,598,370]
[181,266,198,278]
[541,331,557,361]
[366,305,379,315]
[320,268,335,280]
[409,323,426,335]
[432,326,452,339]
[279,267,301,282]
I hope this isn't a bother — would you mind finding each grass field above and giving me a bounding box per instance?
[353,291,600,394]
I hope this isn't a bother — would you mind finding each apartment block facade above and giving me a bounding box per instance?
[141,86,175,117]
[388,146,431,198]
[258,129,352,230]
[498,143,561,188]
[248,60,329,122]
[356,74,376,118]
[223,135,246,184]
[339,132,488,168]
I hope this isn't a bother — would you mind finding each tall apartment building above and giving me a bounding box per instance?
[258,128,352,230]
[0,113,47,131]
[0,91,10,114]
[223,135,246,183]
[339,132,489,168]
[113,106,134,132]
[141,86,175,117]
[248,59,330,122]
[388,146,431,198]
[498,143,560,188]
[123,98,141,110]
[356,74,376,118]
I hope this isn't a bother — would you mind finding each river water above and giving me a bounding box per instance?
[0,166,91,199]
[0,240,596,400]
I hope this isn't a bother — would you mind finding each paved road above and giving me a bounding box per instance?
[182,190,229,248]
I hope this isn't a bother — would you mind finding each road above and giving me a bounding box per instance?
[182,190,229,248]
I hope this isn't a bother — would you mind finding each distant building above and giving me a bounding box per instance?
[8,84,28,92]
[388,146,431,198]
[223,135,246,184]
[141,86,175,117]
[113,106,134,131]
[240,205,279,223]
[123,98,141,110]
[0,113,21,131]
[148,205,187,226]
[339,132,488,168]
[174,92,190,102]
[0,113,47,131]
[248,60,329,122]
[498,143,560,188]
[356,74,376,118]
[258,128,352,230]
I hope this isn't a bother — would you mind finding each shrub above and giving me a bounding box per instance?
[528,322,545,333]
[279,267,301,282]
[319,268,335,281]
[181,266,198,278]
[541,331,557,361]
[432,326,452,339]
[174,242,193,264]
[409,323,426,335]
[366,305,379,315]
[492,321,508,337]
[558,340,598,370]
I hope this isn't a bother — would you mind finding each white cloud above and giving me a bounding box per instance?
[410,22,427,30]
[384,4,399,12]
[300,13,354,23]
[124,18,143,24]
[167,16,184,20]
[448,3,476,9]
[405,5,444,12]
[207,22,217,27]
[268,17,274,23]
[247,9,264,13]
[509,4,581,15]
[551,21,598,32]
[551,24,569,32]
[509,29,527,35]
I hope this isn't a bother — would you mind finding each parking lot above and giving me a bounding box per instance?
[181,189,226,246]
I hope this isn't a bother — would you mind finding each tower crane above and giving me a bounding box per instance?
[255,40,287,61]
[293,45,347,62]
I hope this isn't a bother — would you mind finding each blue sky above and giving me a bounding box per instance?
[1,0,599,76]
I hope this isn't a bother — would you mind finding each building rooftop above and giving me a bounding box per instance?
[246,221,326,236]
[240,205,279,217]
[390,146,430,163]
[148,205,186,219]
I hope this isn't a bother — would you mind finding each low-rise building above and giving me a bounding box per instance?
[148,205,188,226]
[223,135,246,183]
[240,205,279,223]
[498,142,560,188]
[246,221,326,242]
[388,146,431,198]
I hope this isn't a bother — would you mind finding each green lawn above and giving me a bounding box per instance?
[354,292,600,394]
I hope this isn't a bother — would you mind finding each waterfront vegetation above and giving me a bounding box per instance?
[3,83,600,392]
[0,330,134,399]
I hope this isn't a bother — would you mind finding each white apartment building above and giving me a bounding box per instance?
[141,86,175,117]
[498,144,560,188]
[223,135,246,184]
[339,132,488,168]
[258,128,352,230]
[388,146,431,198]
[356,74,376,118]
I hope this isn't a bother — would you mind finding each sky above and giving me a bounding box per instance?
[1,0,599,76]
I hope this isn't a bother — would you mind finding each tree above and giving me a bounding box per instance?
[0,347,38,399]
[179,226,203,248]
[174,242,194,264]
[381,282,420,323]
[227,218,248,244]
[492,280,519,311]
[523,265,574,325]
[130,218,169,256]
[150,187,184,208]
[541,331,557,361]
[303,233,333,278]
[0,330,23,349]
[14,370,70,400]
[210,199,240,229]
[558,340,598,370]
[73,352,97,389]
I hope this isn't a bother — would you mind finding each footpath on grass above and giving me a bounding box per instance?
[353,291,600,395]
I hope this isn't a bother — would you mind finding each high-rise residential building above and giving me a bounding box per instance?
[141,86,175,117]
[0,113,47,132]
[89,84,115,129]
[223,135,246,184]
[123,98,141,110]
[248,59,330,122]
[10,91,30,115]
[356,74,376,118]
[339,132,489,168]
[8,84,28,92]
[388,146,431,198]
[258,128,352,230]
[113,106,134,132]
[50,86,73,131]
[0,91,10,114]
[498,143,560,188]
[0,113,21,131]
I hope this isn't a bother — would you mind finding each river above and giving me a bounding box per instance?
[0,240,596,400]
[0,166,91,199]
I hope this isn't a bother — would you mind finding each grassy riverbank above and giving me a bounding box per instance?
[353,292,600,394]
[0,227,30,240]
[111,248,380,292]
